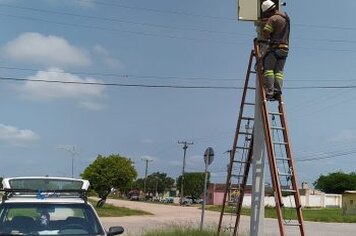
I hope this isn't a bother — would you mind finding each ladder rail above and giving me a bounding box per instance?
[218,39,305,236]
[254,38,286,236]
[278,100,305,235]
[217,50,255,235]
[233,139,254,236]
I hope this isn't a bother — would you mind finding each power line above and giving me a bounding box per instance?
[3,4,356,47]
[2,6,356,50]
[3,65,356,83]
[0,13,241,46]
[0,65,242,81]
[0,76,240,90]
[0,3,247,37]
[78,0,235,21]
[297,149,356,162]
[1,76,356,90]
[83,0,356,34]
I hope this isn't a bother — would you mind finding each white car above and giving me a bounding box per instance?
[0,176,124,236]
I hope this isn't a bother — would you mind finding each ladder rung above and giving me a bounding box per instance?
[269,111,283,116]
[284,222,301,227]
[239,131,253,136]
[241,116,254,121]
[271,126,284,130]
[233,160,250,164]
[244,102,255,106]
[276,157,291,161]
[231,174,244,178]
[281,189,296,193]
[247,87,256,90]
[273,141,288,145]
[279,172,292,177]
[236,146,252,150]
[250,70,257,74]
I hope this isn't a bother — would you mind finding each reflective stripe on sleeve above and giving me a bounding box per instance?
[275,72,284,80]
[264,24,273,33]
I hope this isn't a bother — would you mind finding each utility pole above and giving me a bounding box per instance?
[178,140,193,205]
[57,145,79,178]
[141,157,153,196]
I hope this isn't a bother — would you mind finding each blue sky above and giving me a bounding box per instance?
[0,0,355,187]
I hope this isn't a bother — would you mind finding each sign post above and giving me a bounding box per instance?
[200,147,214,230]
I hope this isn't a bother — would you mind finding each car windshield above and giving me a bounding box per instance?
[0,203,105,236]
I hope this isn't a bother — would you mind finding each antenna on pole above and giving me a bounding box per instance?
[57,145,79,178]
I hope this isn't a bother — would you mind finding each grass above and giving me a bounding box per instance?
[89,199,152,217]
[206,205,356,223]
[140,225,235,236]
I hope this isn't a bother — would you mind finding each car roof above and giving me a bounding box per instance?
[4,197,87,204]
[2,176,90,190]
[1,176,90,204]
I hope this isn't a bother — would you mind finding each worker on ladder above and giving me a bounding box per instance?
[261,0,290,100]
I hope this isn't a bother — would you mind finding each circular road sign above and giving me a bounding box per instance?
[204,147,214,166]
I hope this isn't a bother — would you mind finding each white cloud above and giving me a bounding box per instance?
[75,0,95,8]
[78,101,106,111]
[330,130,356,143]
[19,68,106,110]
[3,32,90,67]
[0,124,39,147]
[93,45,121,68]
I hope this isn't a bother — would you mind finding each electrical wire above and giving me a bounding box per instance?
[0,76,241,90]
[0,66,242,82]
[0,3,249,37]
[0,13,242,46]
[2,5,356,51]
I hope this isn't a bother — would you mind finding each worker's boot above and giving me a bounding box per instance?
[263,75,275,100]
[265,88,274,100]
[273,89,282,100]
[274,79,283,101]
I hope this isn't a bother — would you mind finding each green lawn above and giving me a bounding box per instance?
[206,206,356,223]
[89,199,152,217]
[140,225,233,236]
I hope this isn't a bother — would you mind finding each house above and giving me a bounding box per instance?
[207,182,342,208]
[342,191,356,215]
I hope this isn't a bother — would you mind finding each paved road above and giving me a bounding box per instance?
[100,199,356,236]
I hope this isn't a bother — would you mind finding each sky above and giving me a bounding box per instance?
[0,0,355,187]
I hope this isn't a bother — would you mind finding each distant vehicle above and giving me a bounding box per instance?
[181,197,193,205]
[128,189,140,201]
[0,176,124,236]
[182,196,203,205]
[162,197,174,204]
[193,198,204,204]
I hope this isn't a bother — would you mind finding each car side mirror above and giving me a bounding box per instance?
[107,226,124,236]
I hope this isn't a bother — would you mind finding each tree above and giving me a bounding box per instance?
[177,172,209,199]
[134,172,175,196]
[81,154,137,207]
[313,171,356,194]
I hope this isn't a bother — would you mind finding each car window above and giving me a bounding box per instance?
[0,203,105,236]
